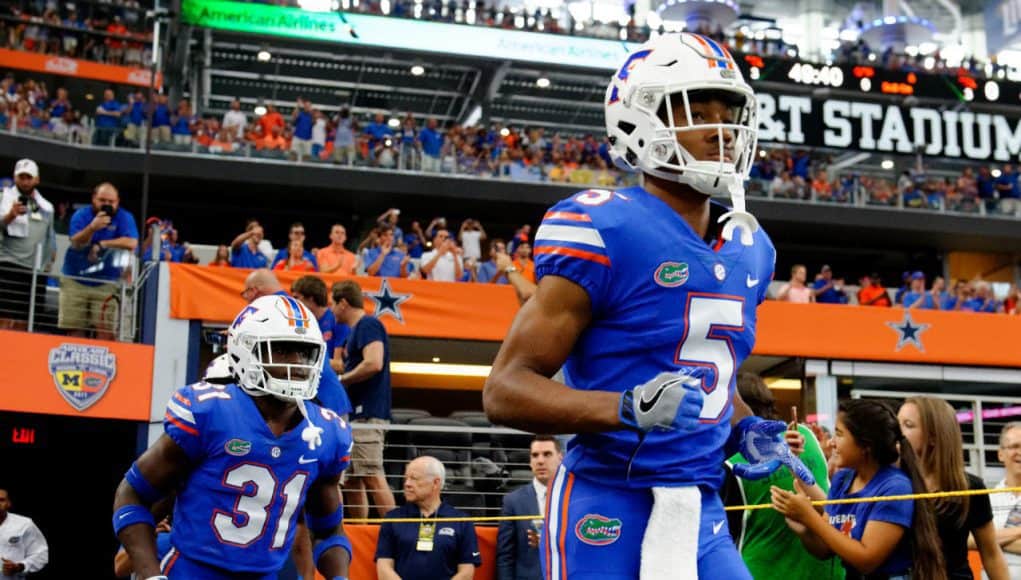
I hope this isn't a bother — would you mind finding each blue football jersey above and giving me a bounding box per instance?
[163,382,353,573]
[533,187,775,490]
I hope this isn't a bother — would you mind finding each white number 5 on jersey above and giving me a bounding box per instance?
[674,294,744,422]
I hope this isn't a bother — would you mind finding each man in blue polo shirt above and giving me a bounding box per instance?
[92,89,122,146]
[376,456,482,580]
[419,118,445,172]
[812,264,848,304]
[291,98,315,160]
[229,221,270,269]
[60,182,137,340]
[365,226,410,278]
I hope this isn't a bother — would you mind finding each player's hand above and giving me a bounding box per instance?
[526,528,540,548]
[619,371,704,432]
[732,418,816,485]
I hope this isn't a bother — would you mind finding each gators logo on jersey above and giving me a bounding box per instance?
[48,343,116,411]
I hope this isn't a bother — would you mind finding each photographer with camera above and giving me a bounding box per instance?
[60,182,138,340]
[0,159,56,330]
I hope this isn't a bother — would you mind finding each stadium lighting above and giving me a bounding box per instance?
[410,64,425,76]
[431,357,441,363]
[297,0,332,11]
[388,117,400,128]
[993,168,1003,178]
[923,56,935,70]
[536,77,551,88]
[257,49,271,62]
[390,362,491,377]
[254,105,267,116]
[881,159,894,170]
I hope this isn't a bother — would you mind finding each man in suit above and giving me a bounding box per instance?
[497,435,563,580]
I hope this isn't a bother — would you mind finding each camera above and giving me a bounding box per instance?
[18,194,29,205]
[99,203,117,217]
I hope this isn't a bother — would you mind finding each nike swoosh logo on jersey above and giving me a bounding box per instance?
[713,520,725,535]
[298,455,318,464]
[637,379,677,414]
[746,275,760,288]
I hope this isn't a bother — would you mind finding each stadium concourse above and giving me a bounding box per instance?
[3,0,1021,578]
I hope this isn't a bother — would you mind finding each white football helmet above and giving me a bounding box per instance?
[226,294,325,401]
[605,32,758,198]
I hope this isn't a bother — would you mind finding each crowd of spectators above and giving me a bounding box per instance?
[748,147,1021,217]
[1,0,152,66]
[6,70,1021,217]
[773,263,1021,315]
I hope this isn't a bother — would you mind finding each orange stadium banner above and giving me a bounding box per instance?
[0,48,161,88]
[0,330,154,421]
[754,301,1021,367]
[169,264,1021,367]
[168,263,520,341]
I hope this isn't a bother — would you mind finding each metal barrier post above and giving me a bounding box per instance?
[26,243,41,332]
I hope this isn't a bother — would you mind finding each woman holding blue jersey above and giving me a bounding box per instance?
[771,399,946,580]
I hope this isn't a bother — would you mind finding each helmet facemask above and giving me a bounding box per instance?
[235,334,323,401]
[640,86,758,196]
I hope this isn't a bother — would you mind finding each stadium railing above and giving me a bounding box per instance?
[6,122,1021,220]
[351,418,538,520]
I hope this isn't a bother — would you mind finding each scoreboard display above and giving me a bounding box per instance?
[739,54,1012,105]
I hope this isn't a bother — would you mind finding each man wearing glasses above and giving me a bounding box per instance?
[272,222,319,270]
[987,422,1021,577]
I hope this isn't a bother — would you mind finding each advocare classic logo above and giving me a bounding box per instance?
[575,514,622,546]
[48,343,117,412]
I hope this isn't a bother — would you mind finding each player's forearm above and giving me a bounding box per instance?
[484,366,620,433]
[452,564,475,579]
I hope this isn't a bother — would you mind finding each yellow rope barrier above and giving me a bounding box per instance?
[344,486,1021,524]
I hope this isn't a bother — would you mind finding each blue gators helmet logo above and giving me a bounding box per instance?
[48,343,117,412]
[608,49,653,105]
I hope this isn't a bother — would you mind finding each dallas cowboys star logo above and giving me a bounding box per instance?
[885,310,931,352]
[365,278,411,324]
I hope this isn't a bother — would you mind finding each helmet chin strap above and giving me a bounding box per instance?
[241,373,323,451]
[296,399,323,451]
[718,180,759,246]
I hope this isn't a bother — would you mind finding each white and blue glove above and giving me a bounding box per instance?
[619,372,705,431]
[731,417,815,485]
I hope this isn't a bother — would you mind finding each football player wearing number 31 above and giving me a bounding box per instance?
[112,294,354,580]
[484,32,813,580]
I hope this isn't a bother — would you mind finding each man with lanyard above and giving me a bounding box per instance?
[375,456,481,580]
[0,158,55,330]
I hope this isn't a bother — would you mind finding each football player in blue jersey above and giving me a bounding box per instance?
[113,294,355,580]
[484,32,813,579]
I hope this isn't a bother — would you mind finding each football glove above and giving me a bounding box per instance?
[731,417,816,485]
[619,371,705,432]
